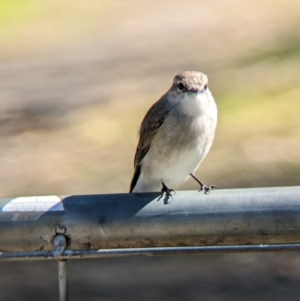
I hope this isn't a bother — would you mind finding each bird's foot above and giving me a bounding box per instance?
[159,182,175,200]
[199,184,217,194]
[189,173,217,195]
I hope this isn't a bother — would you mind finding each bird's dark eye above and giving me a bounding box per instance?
[177,82,185,91]
[204,84,208,91]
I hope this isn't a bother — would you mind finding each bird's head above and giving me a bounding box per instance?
[168,71,216,117]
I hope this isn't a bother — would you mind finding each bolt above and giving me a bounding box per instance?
[55,224,67,234]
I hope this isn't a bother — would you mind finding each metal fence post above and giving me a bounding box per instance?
[53,233,68,301]
[58,260,68,301]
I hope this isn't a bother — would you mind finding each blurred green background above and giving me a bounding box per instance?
[0,0,300,300]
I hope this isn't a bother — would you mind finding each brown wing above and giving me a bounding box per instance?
[129,94,170,192]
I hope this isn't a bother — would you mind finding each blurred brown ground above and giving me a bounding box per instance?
[0,0,300,300]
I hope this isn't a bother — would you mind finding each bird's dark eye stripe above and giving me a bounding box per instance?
[177,82,185,91]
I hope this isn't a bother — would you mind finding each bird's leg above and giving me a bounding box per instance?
[189,173,217,194]
[161,182,175,198]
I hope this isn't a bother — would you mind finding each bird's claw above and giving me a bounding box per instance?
[159,182,175,199]
[199,184,217,194]
[189,173,217,195]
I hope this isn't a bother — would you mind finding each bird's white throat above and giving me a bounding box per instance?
[180,90,216,118]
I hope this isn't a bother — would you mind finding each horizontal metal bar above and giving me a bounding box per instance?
[1,186,300,252]
[2,244,300,261]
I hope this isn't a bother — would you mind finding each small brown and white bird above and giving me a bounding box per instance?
[129,71,217,195]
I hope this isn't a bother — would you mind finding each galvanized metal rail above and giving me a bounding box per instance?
[1,186,300,301]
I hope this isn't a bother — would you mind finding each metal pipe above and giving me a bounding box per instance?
[58,260,68,301]
[1,187,300,252]
[2,243,300,261]
[53,235,68,300]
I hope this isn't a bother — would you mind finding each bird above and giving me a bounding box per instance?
[129,71,217,196]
